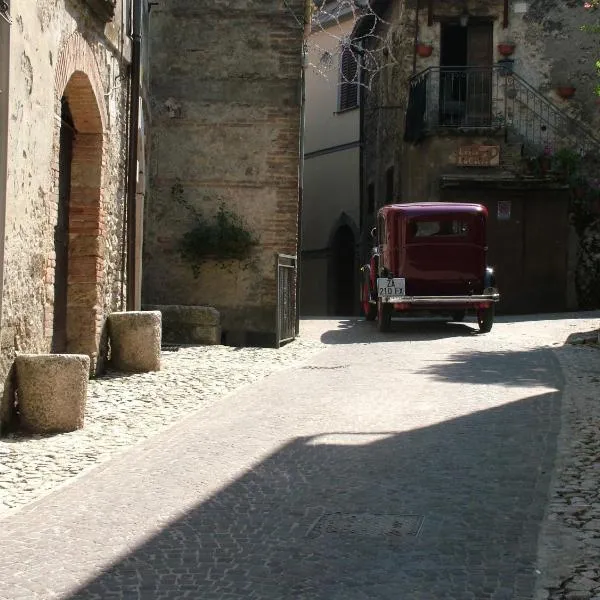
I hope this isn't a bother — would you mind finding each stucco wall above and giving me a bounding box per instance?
[143,0,305,344]
[304,19,360,153]
[300,7,361,316]
[1,0,132,428]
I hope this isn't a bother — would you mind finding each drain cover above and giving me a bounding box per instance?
[306,513,423,539]
[302,365,348,370]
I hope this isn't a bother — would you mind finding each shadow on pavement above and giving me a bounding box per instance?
[417,348,561,388]
[320,318,477,345]
[65,389,561,598]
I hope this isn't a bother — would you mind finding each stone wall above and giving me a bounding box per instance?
[143,0,306,345]
[363,0,600,210]
[0,0,132,429]
[360,0,598,312]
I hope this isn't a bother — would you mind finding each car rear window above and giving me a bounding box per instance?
[408,219,470,239]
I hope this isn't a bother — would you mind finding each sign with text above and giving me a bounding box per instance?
[498,200,512,220]
[456,145,500,167]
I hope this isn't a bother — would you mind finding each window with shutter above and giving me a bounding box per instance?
[338,43,359,111]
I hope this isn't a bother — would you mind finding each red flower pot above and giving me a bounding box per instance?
[497,42,515,56]
[556,86,576,99]
[416,43,433,58]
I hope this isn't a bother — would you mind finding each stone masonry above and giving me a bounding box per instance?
[0,0,133,430]
[143,0,306,346]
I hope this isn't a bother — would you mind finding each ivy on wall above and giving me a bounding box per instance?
[171,181,259,277]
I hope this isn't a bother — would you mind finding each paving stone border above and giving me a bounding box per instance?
[535,341,600,600]
[0,338,324,515]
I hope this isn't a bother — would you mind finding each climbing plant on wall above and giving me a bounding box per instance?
[171,181,259,277]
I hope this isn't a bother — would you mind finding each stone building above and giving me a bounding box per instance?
[0,0,147,429]
[142,0,306,346]
[300,2,361,317]
[361,0,600,314]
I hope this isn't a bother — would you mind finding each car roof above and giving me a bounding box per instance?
[380,202,487,217]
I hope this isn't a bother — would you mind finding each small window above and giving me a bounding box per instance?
[378,214,386,246]
[339,42,359,111]
[409,219,470,239]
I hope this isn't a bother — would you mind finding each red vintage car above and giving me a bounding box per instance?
[361,202,500,332]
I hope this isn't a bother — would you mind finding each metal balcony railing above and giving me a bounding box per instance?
[405,66,600,155]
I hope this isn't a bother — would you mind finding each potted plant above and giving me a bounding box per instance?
[416,40,433,58]
[497,41,516,56]
[556,84,576,99]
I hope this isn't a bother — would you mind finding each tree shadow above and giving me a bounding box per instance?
[49,393,561,600]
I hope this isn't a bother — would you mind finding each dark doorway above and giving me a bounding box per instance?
[439,22,493,127]
[330,225,356,316]
[53,97,75,353]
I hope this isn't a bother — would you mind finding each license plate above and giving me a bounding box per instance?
[377,277,405,297]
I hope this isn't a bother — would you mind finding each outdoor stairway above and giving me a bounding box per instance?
[407,65,600,163]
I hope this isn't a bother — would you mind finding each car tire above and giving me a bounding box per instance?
[362,281,377,321]
[477,305,494,333]
[451,310,466,322]
[377,300,392,332]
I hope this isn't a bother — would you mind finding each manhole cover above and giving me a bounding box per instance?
[306,513,423,539]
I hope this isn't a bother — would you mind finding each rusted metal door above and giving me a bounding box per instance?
[53,98,74,353]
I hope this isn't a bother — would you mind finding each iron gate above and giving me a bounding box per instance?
[276,253,297,348]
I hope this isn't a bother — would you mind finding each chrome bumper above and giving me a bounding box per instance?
[379,293,500,305]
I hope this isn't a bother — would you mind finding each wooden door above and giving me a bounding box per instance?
[466,23,493,126]
[53,99,74,353]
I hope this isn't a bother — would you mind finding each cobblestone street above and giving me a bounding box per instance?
[0,314,599,599]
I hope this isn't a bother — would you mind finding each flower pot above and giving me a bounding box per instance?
[416,43,433,58]
[497,42,515,56]
[556,85,576,99]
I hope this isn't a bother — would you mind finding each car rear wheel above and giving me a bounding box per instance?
[451,310,466,322]
[362,281,377,321]
[477,305,494,333]
[377,300,392,332]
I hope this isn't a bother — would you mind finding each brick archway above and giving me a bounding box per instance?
[47,33,107,371]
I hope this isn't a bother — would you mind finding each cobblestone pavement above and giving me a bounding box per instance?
[0,314,598,599]
[534,337,600,600]
[0,339,324,514]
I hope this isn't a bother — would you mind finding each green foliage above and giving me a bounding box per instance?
[582,0,600,95]
[171,181,259,277]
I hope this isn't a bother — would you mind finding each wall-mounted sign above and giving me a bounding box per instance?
[456,145,500,167]
[513,2,528,14]
[498,200,512,220]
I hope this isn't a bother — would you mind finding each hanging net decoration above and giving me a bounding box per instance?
[306,0,398,90]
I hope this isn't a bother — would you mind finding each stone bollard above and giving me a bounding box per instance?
[15,354,90,434]
[108,311,161,373]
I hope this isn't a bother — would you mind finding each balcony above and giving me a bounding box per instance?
[405,66,600,155]
[84,0,116,23]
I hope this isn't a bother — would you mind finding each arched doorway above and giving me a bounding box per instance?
[52,71,104,363]
[330,225,356,316]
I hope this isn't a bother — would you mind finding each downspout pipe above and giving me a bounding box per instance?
[295,6,311,335]
[0,1,10,332]
[126,0,142,310]
[412,0,420,75]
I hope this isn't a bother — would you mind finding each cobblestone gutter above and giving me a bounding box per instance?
[536,338,600,600]
[0,339,325,514]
